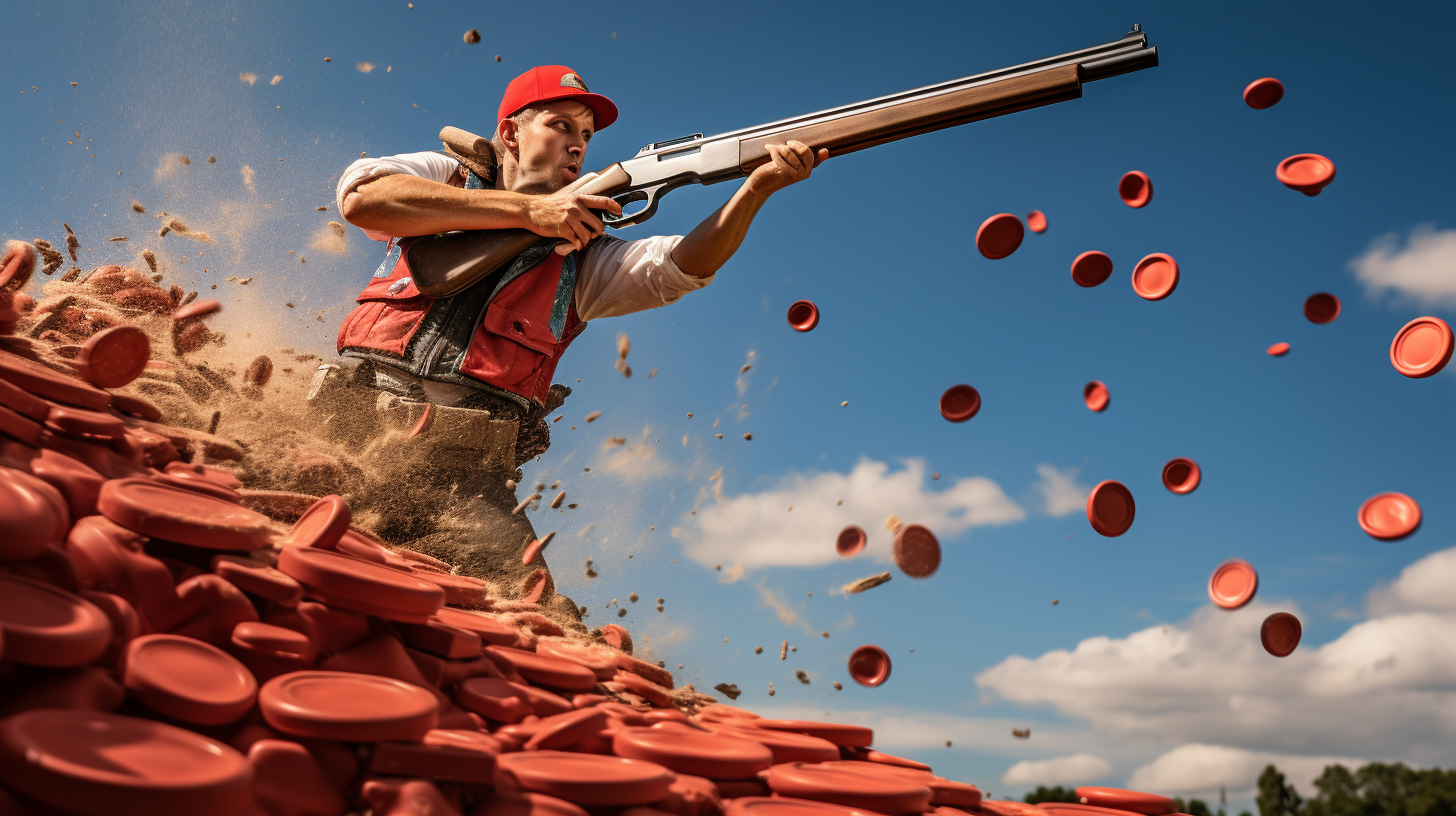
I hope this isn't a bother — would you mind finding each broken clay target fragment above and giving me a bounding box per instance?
[1086,480,1135,537]
[1389,316,1453,378]
[848,645,891,687]
[1070,251,1113,288]
[787,300,820,332]
[1261,612,1302,657]
[939,384,980,422]
[1243,77,1285,109]
[975,214,1024,260]
[1118,171,1152,208]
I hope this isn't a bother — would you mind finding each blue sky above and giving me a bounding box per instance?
[6,0,1456,809]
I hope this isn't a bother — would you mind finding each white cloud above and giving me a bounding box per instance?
[1349,225,1456,307]
[677,458,1024,570]
[1367,545,1456,614]
[1127,744,1364,801]
[1034,464,1090,518]
[976,594,1456,765]
[1002,754,1113,786]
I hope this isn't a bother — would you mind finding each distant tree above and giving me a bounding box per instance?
[1025,787,1081,805]
[1259,765,1304,816]
[1302,762,1456,816]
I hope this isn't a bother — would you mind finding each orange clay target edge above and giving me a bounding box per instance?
[1389,316,1453,378]
[1208,559,1258,610]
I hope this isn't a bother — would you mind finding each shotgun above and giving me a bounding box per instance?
[409,24,1158,297]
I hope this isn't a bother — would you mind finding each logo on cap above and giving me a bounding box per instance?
[559,73,589,92]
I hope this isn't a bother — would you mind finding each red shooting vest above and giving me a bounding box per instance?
[336,238,587,409]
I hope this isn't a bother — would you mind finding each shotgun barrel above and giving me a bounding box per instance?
[409,25,1157,297]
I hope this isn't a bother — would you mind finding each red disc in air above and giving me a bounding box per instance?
[893,523,940,578]
[1267,342,1290,357]
[764,762,933,814]
[495,751,676,807]
[1358,492,1422,540]
[1261,612,1302,657]
[1026,211,1047,234]
[1276,154,1336,196]
[975,214,1024,260]
[0,574,111,668]
[98,477,272,551]
[1071,251,1113,288]
[77,325,151,389]
[285,494,352,550]
[277,546,445,618]
[1075,787,1176,816]
[1389,316,1454,378]
[788,300,820,332]
[848,644,891,687]
[0,710,250,816]
[1118,172,1153,208]
[613,726,774,780]
[836,525,867,557]
[1161,457,1200,494]
[121,634,258,725]
[1083,381,1109,412]
[1131,254,1179,300]
[939,384,980,422]
[1086,480,1135,537]
[1303,293,1341,324]
[1208,559,1258,610]
[752,719,874,748]
[1243,77,1284,109]
[258,670,439,742]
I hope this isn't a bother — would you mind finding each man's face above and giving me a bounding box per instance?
[506,100,595,194]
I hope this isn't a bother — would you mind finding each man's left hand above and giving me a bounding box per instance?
[744,140,828,199]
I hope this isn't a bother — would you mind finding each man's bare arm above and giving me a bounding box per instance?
[670,141,827,279]
[342,174,622,248]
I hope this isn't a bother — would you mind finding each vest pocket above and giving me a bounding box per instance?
[338,297,431,357]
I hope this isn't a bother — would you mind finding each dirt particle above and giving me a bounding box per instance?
[843,572,892,594]
[932,472,940,481]
[584,410,601,423]
[628,593,638,603]
[755,646,762,654]
[795,670,811,685]
[357,62,374,73]
[131,200,145,213]
[616,608,626,617]
[780,640,788,660]
[269,75,282,86]
[832,681,842,690]
[240,72,259,86]
[464,29,481,44]
[767,683,775,697]
[714,683,741,700]
[742,433,752,440]
[495,55,502,62]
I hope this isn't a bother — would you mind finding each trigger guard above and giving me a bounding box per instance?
[601,186,663,228]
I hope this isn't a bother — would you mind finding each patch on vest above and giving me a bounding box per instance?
[373,240,402,278]
[559,73,589,92]
[387,277,412,295]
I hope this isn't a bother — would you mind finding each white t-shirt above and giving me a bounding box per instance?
[336,151,712,321]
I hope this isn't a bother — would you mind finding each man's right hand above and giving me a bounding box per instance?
[524,172,624,252]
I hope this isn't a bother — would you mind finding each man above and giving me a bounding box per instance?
[321,65,826,622]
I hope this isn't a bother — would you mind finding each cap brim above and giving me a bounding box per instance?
[515,91,618,131]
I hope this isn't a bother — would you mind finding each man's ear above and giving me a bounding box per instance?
[497,119,521,161]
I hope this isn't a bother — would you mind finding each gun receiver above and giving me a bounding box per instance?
[409,25,1158,297]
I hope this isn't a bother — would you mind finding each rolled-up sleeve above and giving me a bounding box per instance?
[573,235,713,321]
[334,151,461,237]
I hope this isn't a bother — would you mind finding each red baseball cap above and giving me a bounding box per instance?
[497,65,618,131]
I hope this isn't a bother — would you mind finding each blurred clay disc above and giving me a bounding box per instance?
[1243,77,1285,109]
[1389,316,1454,378]
[1086,480,1135,537]
[847,645,891,687]
[1276,154,1336,196]
[1118,171,1152,208]
[1070,251,1113,288]
[787,301,820,332]
[1083,381,1109,412]
[1130,253,1179,301]
[1358,492,1421,540]
[891,524,940,579]
[1303,293,1341,324]
[1207,559,1258,610]
[1026,211,1047,234]
[975,214,1024,260]
[1267,342,1290,357]
[939,384,980,423]
[1261,612,1302,657]
[77,326,150,389]
[836,526,866,558]
[1161,457,1200,494]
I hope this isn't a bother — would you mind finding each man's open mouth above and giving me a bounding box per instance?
[563,164,580,179]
